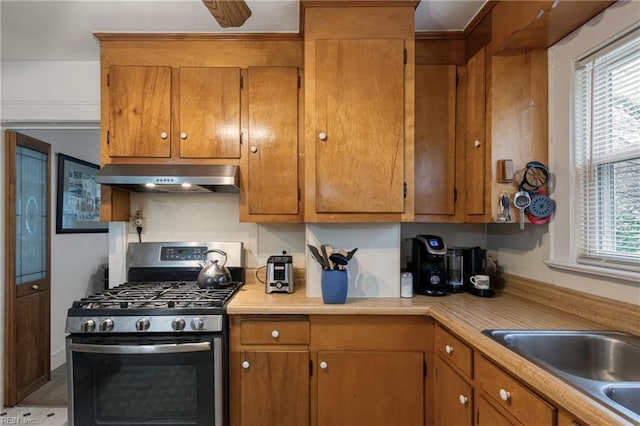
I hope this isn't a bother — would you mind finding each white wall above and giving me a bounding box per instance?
[487,1,640,305]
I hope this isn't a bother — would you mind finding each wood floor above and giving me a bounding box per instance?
[18,364,67,407]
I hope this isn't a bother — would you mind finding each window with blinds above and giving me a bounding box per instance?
[573,28,640,272]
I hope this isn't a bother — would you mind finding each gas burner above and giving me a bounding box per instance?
[71,281,243,311]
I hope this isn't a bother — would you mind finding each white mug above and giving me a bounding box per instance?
[470,274,490,289]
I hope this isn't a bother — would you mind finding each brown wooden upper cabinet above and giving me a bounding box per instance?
[302,1,417,222]
[239,66,302,222]
[491,1,616,55]
[107,65,241,160]
[414,64,461,222]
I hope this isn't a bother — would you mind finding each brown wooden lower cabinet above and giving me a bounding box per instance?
[231,315,432,426]
[316,351,424,426]
[239,350,309,426]
[476,392,518,426]
[434,355,473,425]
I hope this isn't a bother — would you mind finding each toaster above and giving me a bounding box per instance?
[266,255,294,293]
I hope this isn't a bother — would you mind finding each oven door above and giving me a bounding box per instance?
[66,334,223,426]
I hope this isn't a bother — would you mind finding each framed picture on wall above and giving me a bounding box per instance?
[56,153,108,234]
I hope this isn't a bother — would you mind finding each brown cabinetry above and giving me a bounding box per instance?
[230,316,310,426]
[239,66,302,221]
[414,64,461,221]
[434,324,474,426]
[107,65,241,160]
[463,42,548,223]
[302,2,417,222]
[475,355,556,425]
[311,315,431,426]
[492,1,616,55]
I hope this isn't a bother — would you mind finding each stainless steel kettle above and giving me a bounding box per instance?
[197,249,232,288]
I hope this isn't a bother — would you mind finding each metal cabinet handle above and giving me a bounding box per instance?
[31,284,39,290]
[445,344,454,354]
[459,395,469,405]
[499,388,511,401]
[473,140,481,148]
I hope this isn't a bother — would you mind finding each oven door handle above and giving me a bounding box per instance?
[69,342,211,354]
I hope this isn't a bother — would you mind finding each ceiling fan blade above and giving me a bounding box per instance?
[202,0,252,28]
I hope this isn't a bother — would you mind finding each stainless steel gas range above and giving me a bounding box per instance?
[65,242,244,426]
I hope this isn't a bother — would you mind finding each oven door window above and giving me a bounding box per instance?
[69,335,221,426]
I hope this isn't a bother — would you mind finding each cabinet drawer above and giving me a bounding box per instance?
[476,355,555,425]
[241,321,310,345]
[434,324,473,378]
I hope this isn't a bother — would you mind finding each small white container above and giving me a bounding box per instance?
[401,272,414,298]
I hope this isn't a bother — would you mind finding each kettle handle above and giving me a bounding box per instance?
[204,249,227,267]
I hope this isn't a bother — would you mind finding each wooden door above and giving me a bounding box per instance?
[434,356,473,426]
[240,351,309,426]
[415,64,457,216]
[247,67,299,215]
[178,67,241,158]
[316,351,424,426]
[476,393,517,426]
[315,39,405,213]
[465,47,486,217]
[4,131,51,406]
[108,65,172,157]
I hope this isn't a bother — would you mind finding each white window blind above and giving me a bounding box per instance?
[574,28,640,271]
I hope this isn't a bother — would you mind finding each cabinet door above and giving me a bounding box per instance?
[434,356,473,426]
[247,67,299,215]
[178,67,241,158]
[415,64,457,216]
[315,38,405,213]
[240,351,309,426]
[108,65,171,158]
[316,351,423,426]
[476,393,518,426]
[465,47,486,216]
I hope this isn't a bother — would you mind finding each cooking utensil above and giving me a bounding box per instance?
[308,244,327,269]
[345,248,358,261]
[329,252,348,270]
[321,244,334,271]
[513,191,531,231]
[197,249,233,288]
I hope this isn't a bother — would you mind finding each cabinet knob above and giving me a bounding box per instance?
[320,361,328,369]
[499,388,511,401]
[242,361,250,369]
[180,132,188,140]
[473,140,481,148]
[31,284,39,290]
[160,132,168,139]
[250,146,258,153]
[271,330,279,338]
[318,132,327,141]
[459,395,469,405]
[445,345,454,354]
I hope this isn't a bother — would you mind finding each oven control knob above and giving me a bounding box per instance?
[191,317,205,331]
[80,319,96,333]
[172,318,186,331]
[136,317,151,332]
[100,318,114,332]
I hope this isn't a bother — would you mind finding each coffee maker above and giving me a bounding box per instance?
[411,235,448,296]
[459,246,486,291]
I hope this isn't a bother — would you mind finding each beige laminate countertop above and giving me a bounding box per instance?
[228,281,638,425]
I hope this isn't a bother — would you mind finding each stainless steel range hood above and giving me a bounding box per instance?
[95,164,239,193]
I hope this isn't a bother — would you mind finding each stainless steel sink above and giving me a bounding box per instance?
[483,330,640,424]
